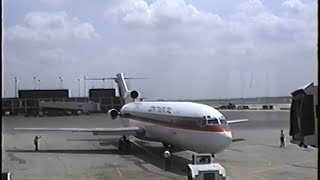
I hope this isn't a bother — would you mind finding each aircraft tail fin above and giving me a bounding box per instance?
[86,73,144,105]
[114,73,144,104]
[115,73,129,100]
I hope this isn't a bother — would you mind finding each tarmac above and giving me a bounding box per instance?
[2,111,318,180]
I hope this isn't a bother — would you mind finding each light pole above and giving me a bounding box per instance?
[33,77,37,90]
[14,77,17,98]
[59,77,63,89]
[38,79,40,89]
[83,77,86,97]
[78,78,80,97]
[59,77,61,88]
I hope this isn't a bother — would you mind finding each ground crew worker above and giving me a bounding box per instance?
[34,136,42,151]
[163,150,171,171]
[280,130,285,148]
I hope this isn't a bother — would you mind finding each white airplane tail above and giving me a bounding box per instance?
[115,73,129,99]
[114,73,140,104]
[86,73,141,105]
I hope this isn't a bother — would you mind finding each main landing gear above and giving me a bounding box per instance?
[162,142,173,171]
[162,142,170,148]
[118,136,131,152]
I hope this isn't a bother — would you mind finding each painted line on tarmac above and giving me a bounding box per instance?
[13,176,133,180]
[259,158,272,166]
[250,159,316,175]
[115,167,124,178]
[129,139,160,159]
[12,176,101,180]
[249,173,268,180]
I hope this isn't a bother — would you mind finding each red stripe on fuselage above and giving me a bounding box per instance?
[122,114,231,133]
[175,123,231,132]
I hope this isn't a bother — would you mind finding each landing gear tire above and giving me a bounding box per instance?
[118,136,131,153]
[187,167,193,180]
[163,150,172,171]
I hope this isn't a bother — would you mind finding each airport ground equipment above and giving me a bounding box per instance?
[290,82,318,148]
[187,153,226,180]
[1,172,12,180]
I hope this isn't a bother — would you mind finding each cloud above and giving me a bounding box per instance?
[3,0,317,99]
[237,0,265,14]
[104,0,222,27]
[37,48,76,62]
[39,0,65,7]
[6,11,100,43]
[281,0,307,13]
[100,0,317,98]
[103,0,314,44]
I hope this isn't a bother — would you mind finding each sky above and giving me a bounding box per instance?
[2,0,318,100]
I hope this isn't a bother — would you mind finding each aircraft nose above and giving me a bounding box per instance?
[211,130,232,154]
[221,127,233,149]
[223,131,232,139]
[221,125,232,139]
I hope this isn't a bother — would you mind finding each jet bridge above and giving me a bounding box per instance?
[289,82,318,148]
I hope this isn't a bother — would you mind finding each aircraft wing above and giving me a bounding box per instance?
[227,119,249,124]
[14,127,144,136]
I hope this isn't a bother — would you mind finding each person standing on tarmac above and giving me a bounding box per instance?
[280,130,285,148]
[34,136,42,151]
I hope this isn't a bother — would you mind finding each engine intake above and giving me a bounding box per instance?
[107,109,119,119]
[130,90,139,99]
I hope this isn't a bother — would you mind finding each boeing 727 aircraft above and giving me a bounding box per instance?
[16,73,248,156]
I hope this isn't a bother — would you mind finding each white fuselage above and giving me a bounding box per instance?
[120,101,233,154]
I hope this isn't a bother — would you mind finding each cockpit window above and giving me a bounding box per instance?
[220,115,228,124]
[197,117,207,127]
[207,118,219,125]
[220,119,228,124]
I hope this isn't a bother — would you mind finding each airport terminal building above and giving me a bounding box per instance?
[2,88,122,116]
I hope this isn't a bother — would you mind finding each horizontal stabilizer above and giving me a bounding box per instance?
[85,77,145,80]
[227,119,249,124]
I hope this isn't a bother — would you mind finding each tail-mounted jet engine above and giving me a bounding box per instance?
[130,90,139,99]
[107,109,120,119]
